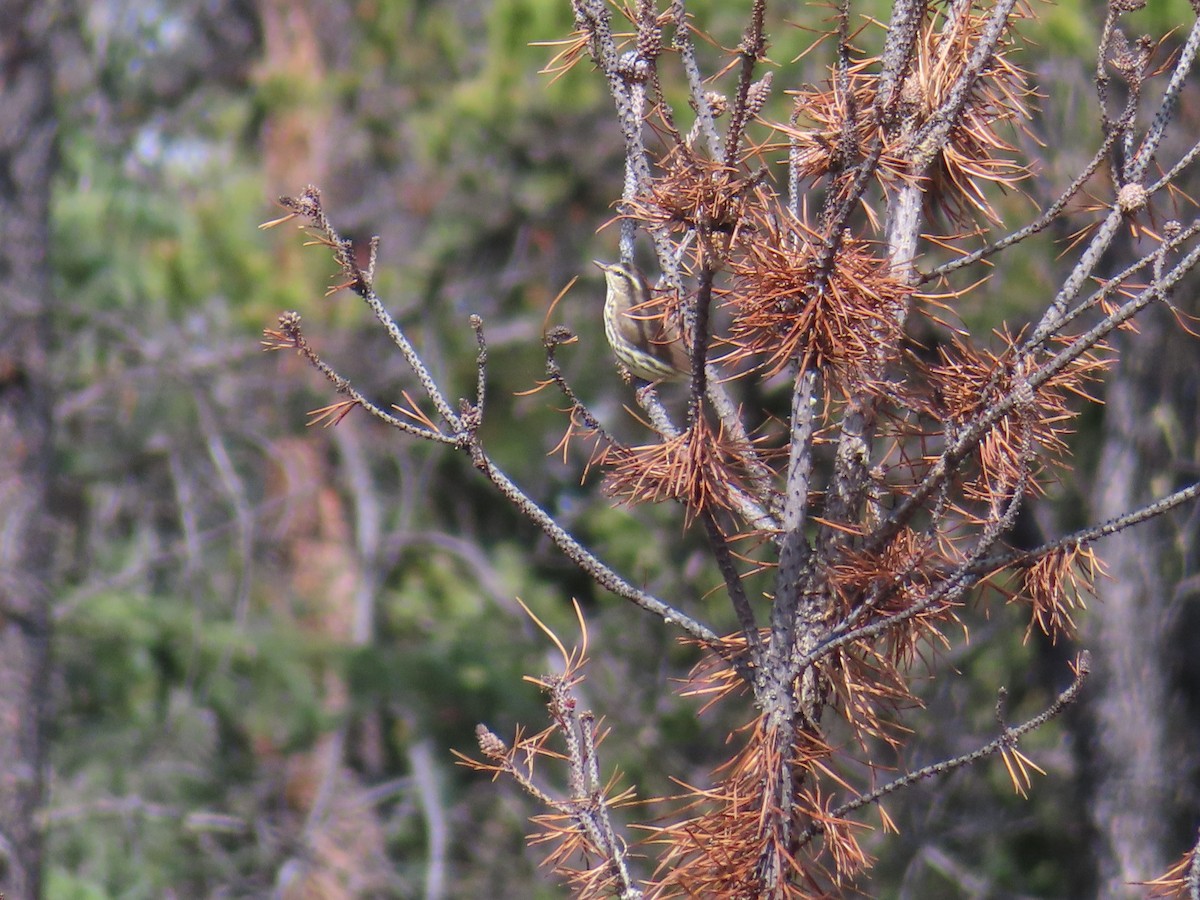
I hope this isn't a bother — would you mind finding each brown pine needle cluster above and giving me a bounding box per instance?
[1015,543,1103,642]
[649,721,867,897]
[600,417,757,524]
[627,146,767,239]
[929,330,1109,507]
[785,2,1034,225]
[831,529,948,632]
[460,713,641,899]
[455,604,645,899]
[824,640,923,752]
[723,213,910,380]
[678,633,757,713]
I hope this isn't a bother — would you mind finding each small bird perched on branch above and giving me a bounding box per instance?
[595,260,691,382]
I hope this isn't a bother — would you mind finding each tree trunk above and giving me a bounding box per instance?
[0,4,59,897]
[1083,295,1200,897]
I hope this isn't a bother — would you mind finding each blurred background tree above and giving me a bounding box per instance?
[0,0,1193,897]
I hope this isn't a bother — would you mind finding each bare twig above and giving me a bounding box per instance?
[795,651,1091,848]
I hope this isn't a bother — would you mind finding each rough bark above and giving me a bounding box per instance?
[0,3,59,896]
[1084,296,1200,897]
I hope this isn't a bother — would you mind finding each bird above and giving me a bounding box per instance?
[595,260,691,382]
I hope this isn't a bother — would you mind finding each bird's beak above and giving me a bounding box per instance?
[593,260,612,272]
